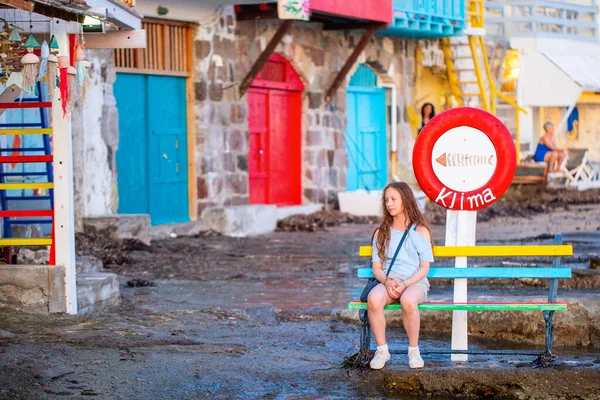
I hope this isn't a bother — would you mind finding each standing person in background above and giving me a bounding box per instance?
[418,103,435,135]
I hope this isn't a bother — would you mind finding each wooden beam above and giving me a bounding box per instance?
[325,24,383,102]
[3,0,34,13]
[238,20,294,98]
[84,30,147,49]
[322,22,387,31]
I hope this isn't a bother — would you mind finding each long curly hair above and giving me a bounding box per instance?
[375,182,432,262]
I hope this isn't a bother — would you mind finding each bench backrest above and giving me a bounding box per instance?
[359,239,573,280]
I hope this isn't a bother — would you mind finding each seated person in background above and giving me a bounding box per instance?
[534,121,567,172]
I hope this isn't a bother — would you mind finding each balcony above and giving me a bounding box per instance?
[379,0,466,38]
[486,0,599,42]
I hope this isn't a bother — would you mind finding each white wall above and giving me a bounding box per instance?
[134,0,236,22]
[72,50,119,228]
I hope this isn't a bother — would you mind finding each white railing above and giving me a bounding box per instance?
[486,0,599,41]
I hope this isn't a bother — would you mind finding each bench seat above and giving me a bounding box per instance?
[348,301,568,311]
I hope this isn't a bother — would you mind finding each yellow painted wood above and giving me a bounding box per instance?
[516,109,521,163]
[185,25,197,221]
[0,238,52,246]
[0,128,52,135]
[578,92,600,104]
[359,245,573,257]
[468,36,490,112]
[0,182,54,190]
[479,36,496,114]
[496,91,527,114]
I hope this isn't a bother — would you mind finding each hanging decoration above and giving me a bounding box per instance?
[0,22,24,86]
[419,40,445,69]
[8,27,21,42]
[46,52,58,98]
[20,33,40,99]
[37,40,49,81]
[66,65,76,113]
[46,34,60,99]
[80,60,91,102]
[74,40,86,91]
[58,55,69,117]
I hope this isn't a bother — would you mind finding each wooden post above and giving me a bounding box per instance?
[238,20,294,98]
[325,24,382,102]
[51,19,77,315]
[186,25,197,220]
[446,210,477,361]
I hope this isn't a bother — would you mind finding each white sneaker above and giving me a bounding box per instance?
[408,347,424,369]
[370,348,391,370]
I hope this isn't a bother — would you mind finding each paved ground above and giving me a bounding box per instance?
[2,204,600,399]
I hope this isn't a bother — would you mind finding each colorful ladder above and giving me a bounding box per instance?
[0,82,54,262]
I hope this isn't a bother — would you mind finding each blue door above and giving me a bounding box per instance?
[346,65,387,191]
[115,73,189,225]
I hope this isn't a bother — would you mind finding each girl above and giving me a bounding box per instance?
[368,182,434,370]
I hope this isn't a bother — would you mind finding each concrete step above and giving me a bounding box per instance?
[76,255,104,274]
[201,205,277,237]
[77,272,120,314]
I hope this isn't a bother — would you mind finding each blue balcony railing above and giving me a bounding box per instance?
[379,0,466,38]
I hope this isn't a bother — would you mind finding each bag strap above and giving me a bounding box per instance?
[385,222,413,278]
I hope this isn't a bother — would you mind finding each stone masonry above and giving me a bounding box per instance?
[194,10,417,214]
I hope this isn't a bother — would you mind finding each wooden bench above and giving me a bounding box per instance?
[512,162,548,184]
[348,234,573,363]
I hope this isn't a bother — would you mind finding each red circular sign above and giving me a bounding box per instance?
[413,107,516,211]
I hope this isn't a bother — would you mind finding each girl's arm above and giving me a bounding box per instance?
[404,226,432,288]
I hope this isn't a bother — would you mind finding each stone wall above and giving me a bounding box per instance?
[72,49,119,231]
[194,13,417,213]
[194,6,249,215]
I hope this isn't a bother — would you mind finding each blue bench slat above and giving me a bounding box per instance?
[357,267,572,279]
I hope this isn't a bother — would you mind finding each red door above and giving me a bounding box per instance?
[247,54,304,206]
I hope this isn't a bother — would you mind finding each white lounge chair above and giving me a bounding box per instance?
[547,148,600,190]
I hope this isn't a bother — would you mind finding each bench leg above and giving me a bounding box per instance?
[544,310,555,355]
[533,310,556,368]
[359,309,371,355]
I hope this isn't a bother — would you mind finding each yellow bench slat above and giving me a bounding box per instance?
[0,182,54,190]
[359,244,573,258]
[0,128,52,135]
[0,238,52,246]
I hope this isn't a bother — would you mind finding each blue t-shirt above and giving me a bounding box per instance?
[372,227,434,278]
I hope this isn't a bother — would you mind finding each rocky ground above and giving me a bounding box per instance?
[1,187,600,399]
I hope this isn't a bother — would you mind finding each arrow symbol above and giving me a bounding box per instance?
[436,152,447,166]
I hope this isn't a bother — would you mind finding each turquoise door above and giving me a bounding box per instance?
[115,73,189,225]
[346,65,387,191]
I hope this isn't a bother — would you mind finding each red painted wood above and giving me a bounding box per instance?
[69,34,76,67]
[49,222,55,266]
[0,210,53,217]
[248,54,303,206]
[310,0,392,23]
[0,102,52,109]
[248,88,269,204]
[0,156,53,163]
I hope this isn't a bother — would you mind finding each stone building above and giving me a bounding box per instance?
[76,0,468,234]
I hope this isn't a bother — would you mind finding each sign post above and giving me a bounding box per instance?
[413,107,516,361]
